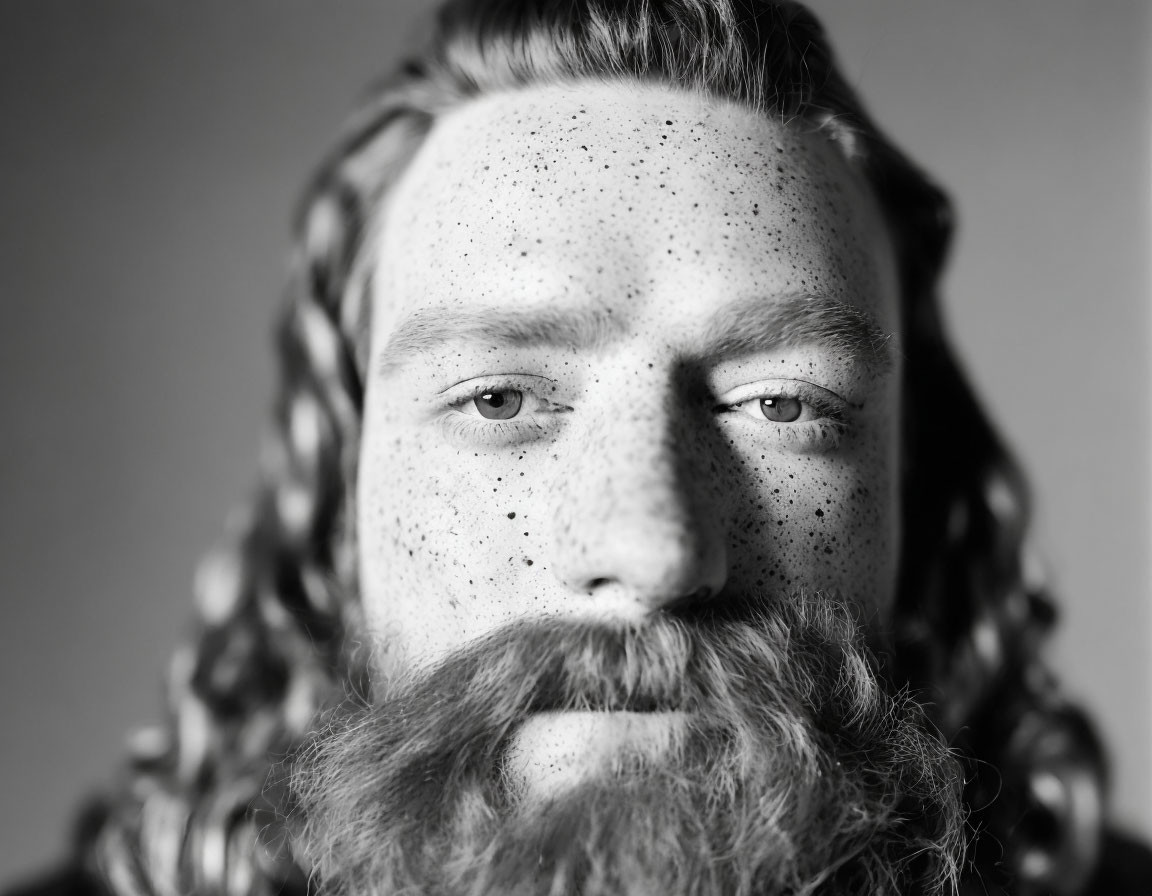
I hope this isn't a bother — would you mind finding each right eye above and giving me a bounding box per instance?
[438,375,572,448]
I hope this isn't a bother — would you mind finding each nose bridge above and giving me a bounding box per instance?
[551,371,726,607]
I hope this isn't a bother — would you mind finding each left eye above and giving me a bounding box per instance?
[734,395,804,423]
[473,390,523,419]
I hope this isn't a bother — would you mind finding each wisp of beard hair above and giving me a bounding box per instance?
[287,593,967,896]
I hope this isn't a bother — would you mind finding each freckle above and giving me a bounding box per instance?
[815,509,824,517]
[507,512,516,519]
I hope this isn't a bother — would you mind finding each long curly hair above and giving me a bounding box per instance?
[83,2,1106,895]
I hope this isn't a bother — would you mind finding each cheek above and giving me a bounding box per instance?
[357,421,554,664]
[723,436,898,608]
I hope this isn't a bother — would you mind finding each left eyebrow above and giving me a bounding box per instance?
[703,292,898,376]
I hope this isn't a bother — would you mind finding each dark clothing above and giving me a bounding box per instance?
[3,867,104,896]
[1086,829,1152,894]
[7,829,1152,896]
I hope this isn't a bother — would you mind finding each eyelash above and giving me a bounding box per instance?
[437,377,850,451]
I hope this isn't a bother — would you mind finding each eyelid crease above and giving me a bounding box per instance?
[717,376,843,398]
[436,372,558,396]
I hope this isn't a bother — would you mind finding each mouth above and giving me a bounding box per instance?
[505,709,690,797]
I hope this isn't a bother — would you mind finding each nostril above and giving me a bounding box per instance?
[587,577,611,591]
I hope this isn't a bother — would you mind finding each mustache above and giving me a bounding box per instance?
[316,593,899,797]
[376,592,860,715]
[395,614,696,714]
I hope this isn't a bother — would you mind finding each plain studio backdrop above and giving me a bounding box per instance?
[1,0,1148,882]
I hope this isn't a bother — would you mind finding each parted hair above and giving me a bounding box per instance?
[83,2,1106,895]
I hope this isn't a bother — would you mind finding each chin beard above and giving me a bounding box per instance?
[287,594,967,896]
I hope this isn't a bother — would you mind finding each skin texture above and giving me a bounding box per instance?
[358,82,901,791]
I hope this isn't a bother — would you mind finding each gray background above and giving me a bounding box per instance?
[1,0,1148,881]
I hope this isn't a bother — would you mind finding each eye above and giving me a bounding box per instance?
[732,394,805,423]
[715,380,849,452]
[718,380,847,428]
[747,395,801,423]
[440,377,569,448]
[473,390,523,419]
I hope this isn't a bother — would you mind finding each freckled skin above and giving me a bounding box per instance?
[358,83,900,782]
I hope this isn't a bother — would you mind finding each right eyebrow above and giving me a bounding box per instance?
[377,305,625,379]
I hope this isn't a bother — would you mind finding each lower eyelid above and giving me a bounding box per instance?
[440,414,546,445]
[719,414,847,453]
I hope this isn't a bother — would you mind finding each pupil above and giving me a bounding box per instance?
[484,392,505,408]
[761,396,801,423]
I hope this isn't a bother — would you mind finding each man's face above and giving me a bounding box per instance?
[357,82,901,793]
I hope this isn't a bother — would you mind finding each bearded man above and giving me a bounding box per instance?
[8,1,1151,895]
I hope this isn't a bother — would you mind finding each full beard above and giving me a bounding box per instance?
[287,594,967,896]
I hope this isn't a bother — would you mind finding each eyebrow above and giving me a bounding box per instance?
[377,292,897,379]
[379,305,624,378]
[703,292,897,376]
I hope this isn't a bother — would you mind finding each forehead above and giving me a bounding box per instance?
[372,81,897,344]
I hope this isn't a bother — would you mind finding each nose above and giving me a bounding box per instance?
[550,384,728,616]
